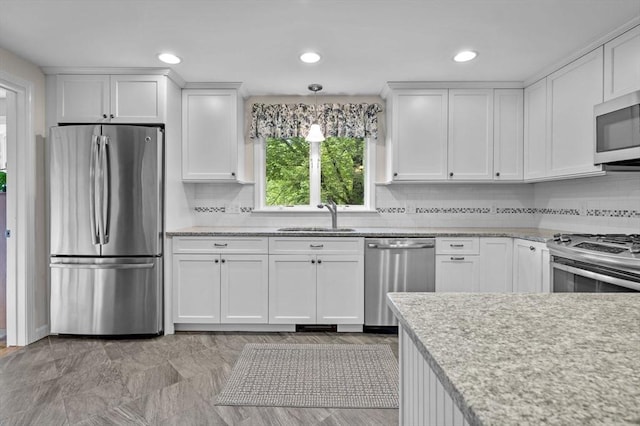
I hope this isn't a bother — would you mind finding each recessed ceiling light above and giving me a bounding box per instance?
[300,52,321,64]
[158,53,181,64]
[453,50,477,63]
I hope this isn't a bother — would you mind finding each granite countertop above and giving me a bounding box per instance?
[166,227,559,242]
[387,293,640,425]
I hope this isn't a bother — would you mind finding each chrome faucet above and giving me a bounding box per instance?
[318,199,338,229]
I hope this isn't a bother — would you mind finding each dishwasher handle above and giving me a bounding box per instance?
[367,243,435,249]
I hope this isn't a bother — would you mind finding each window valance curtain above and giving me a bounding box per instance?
[250,103,383,140]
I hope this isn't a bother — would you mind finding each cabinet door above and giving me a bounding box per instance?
[479,238,513,292]
[56,74,110,123]
[435,255,479,292]
[604,25,640,101]
[316,255,364,324]
[391,90,448,180]
[110,75,166,123]
[448,89,494,180]
[512,240,544,293]
[493,89,524,180]
[269,255,316,324]
[220,255,269,324]
[547,48,603,176]
[524,78,548,179]
[182,89,238,181]
[172,254,221,323]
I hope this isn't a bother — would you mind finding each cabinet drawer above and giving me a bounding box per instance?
[435,237,480,255]
[269,237,364,255]
[173,237,268,254]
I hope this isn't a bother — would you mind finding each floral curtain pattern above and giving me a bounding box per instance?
[250,102,383,140]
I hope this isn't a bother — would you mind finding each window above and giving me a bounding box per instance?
[256,136,375,211]
[250,101,382,211]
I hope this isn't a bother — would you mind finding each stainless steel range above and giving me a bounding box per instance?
[547,234,640,292]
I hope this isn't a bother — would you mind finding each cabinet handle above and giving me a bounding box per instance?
[450,244,464,248]
[231,172,236,177]
[449,172,454,177]
[311,259,315,264]
[214,243,228,247]
[450,257,465,261]
[317,259,322,264]
[102,114,107,119]
[110,114,114,119]
[495,172,500,177]
[529,246,536,251]
[310,244,324,248]
[393,172,398,177]
[214,259,219,263]
[221,259,226,263]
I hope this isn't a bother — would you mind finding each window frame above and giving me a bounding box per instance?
[253,136,376,212]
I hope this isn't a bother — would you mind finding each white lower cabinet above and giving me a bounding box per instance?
[435,256,479,292]
[268,255,317,324]
[512,239,549,293]
[220,255,269,323]
[478,238,513,292]
[173,254,221,323]
[268,238,365,325]
[172,237,269,324]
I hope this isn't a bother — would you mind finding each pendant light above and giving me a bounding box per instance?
[305,83,325,142]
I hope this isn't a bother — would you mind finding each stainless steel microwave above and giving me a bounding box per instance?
[594,90,640,166]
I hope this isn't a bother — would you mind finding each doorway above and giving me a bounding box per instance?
[0,88,6,348]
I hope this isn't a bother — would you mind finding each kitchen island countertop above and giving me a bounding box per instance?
[387,292,640,425]
[166,227,559,242]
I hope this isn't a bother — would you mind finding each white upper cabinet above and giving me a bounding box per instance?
[388,89,448,180]
[56,74,166,123]
[181,89,242,182]
[604,25,640,101]
[524,78,548,180]
[493,89,524,180]
[448,89,494,180]
[546,47,603,177]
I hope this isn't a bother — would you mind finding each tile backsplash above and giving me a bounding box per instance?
[181,174,640,233]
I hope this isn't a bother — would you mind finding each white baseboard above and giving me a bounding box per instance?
[174,323,296,332]
[337,324,363,333]
[32,325,50,343]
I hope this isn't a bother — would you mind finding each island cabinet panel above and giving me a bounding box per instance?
[604,24,640,101]
[399,326,467,426]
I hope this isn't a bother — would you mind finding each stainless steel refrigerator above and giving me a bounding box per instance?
[49,124,163,336]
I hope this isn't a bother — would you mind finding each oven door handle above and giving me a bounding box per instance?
[552,262,640,291]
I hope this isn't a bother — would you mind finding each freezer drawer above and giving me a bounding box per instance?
[50,257,162,335]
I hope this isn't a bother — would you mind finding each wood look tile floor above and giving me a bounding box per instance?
[0,332,399,425]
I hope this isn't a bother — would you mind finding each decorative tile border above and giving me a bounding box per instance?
[195,206,226,213]
[416,207,491,214]
[193,205,639,218]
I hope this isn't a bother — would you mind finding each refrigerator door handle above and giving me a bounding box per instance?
[89,134,100,245]
[96,135,107,245]
[102,135,111,243]
[50,262,154,270]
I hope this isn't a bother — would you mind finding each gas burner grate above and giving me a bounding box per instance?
[574,242,629,254]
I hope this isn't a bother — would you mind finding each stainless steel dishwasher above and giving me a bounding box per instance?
[364,238,436,330]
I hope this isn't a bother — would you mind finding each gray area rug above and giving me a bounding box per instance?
[216,343,399,408]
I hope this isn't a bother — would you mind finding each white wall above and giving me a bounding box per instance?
[0,47,47,333]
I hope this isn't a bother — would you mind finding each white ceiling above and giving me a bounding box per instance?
[0,0,639,95]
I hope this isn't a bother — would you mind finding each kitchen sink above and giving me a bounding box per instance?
[277,227,356,232]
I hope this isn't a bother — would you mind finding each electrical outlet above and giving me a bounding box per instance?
[405,202,416,214]
[226,203,240,214]
[490,204,497,215]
